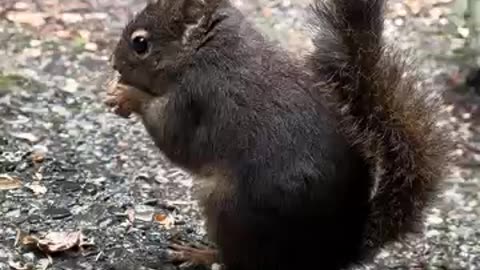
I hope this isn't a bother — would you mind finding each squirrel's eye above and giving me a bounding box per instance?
[132,36,149,55]
[130,29,150,56]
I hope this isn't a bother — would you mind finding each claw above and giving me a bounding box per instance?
[164,242,219,267]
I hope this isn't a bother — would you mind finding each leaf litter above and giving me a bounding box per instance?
[0,174,22,190]
[15,229,94,254]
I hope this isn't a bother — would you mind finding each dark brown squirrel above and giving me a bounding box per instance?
[104,0,454,269]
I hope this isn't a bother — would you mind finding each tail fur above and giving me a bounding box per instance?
[307,0,453,258]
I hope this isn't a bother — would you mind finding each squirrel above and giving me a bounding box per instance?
[104,0,453,269]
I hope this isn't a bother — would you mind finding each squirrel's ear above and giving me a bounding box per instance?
[182,0,207,22]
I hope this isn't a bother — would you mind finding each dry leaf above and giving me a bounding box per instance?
[38,231,93,253]
[154,213,175,229]
[154,213,167,222]
[0,174,22,190]
[16,230,94,253]
[25,182,47,195]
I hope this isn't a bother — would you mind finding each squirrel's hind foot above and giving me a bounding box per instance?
[166,242,220,268]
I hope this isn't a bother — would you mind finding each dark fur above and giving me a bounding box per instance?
[306,0,453,258]
[111,0,453,269]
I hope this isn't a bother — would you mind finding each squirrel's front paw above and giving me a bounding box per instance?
[105,80,144,118]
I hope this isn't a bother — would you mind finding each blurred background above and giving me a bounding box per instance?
[0,0,478,269]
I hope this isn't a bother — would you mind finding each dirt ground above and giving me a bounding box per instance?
[0,0,478,269]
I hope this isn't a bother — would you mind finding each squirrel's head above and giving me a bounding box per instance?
[111,0,225,94]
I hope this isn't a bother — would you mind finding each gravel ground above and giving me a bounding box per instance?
[0,0,478,270]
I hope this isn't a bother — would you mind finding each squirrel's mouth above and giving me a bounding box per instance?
[108,70,153,95]
[109,56,152,94]
[105,71,138,95]
[109,62,167,97]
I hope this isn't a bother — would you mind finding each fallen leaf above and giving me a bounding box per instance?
[25,182,47,195]
[154,213,175,229]
[0,174,22,190]
[154,213,167,222]
[15,230,94,253]
[38,232,80,252]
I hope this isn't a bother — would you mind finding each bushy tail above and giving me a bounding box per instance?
[306,0,453,257]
